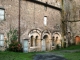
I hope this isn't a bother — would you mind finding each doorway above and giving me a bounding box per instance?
[42,35,50,51]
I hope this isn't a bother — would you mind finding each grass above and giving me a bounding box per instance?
[0,51,39,60]
[0,51,45,60]
[62,44,80,50]
[0,45,80,60]
[51,44,80,60]
[55,44,80,51]
[63,52,80,60]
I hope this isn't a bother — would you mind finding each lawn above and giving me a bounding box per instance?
[0,45,80,60]
[0,51,36,60]
[51,45,80,60]
[63,52,80,60]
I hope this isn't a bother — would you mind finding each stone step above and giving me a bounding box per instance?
[0,46,6,51]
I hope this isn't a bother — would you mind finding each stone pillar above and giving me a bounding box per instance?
[48,39,50,50]
[33,38,35,47]
[37,39,40,51]
[50,39,52,50]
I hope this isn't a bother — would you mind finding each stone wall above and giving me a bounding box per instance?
[0,0,62,40]
[63,0,80,44]
[0,0,19,50]
[20,0,62,41]
[0,0,19,36]
[0,0,62,50]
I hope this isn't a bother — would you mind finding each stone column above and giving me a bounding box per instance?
[38,39,41,51]
[36,39,39,51]
[50,39,52,50]
[33,38,35,47]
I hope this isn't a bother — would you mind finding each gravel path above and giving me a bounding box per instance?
[33,49,80,60]
[61,49,80,53]
[33,53,67,60]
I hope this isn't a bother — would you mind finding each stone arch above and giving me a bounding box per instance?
[52,32,62,48]
[28,29,41,51]
[28,29,41,39]
[41,30,52,51]
[43,35,48,39]
[52,32,62,40]
[42,30,51,39]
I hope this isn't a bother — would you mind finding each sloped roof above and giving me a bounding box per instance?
[24,0,62,11]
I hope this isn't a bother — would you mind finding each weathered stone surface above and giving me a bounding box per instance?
[63,0,80,37]
[0,0,80,51]
[0,0,62,51]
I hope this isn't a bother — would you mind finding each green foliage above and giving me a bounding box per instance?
[7,29,22,52]
[7,29,18,42]
[9,41,22,52]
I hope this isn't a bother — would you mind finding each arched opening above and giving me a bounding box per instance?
[52,37,54,46]
[43,35,49,51]
[55,36,60,49]
[43,35,48,39]
[56,37,58,42]
[35,36,38,46]
[53,32,62,49]
[28,29,41,52]
[31,36,33,47]
[41,30,51,51]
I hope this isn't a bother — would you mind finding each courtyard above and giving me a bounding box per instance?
[0,45,80,60]
[0,0,80,60]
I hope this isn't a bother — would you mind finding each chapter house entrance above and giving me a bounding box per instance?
[43,35,49,51]
[42,30,51,51]
[29,29,41,52]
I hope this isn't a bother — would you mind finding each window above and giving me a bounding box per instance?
[35,36,38,46]
[44,16,47,26]
[0,34,4,47]
[52,37,54,46]
[31,36,33,47]
[0,9,5,21]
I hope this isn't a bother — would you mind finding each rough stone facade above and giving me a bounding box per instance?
[63,0,80,44]
[0,0,19,51]
[1,0,80,51]
[20,0,62,40]
[0,0,19,35]
[20,0,62,52]
[0,0,63,51]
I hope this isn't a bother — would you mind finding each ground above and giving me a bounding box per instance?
[33,53,67,60]
[0,45,80,60]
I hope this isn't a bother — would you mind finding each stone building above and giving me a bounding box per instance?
[63,0,80,45]
[0,0,79,52]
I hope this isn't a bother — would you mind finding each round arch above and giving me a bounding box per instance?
[41,30,52,51]
[52,32,62,40]
[42,30,51,39]
[28,29,41,39]
[28,29,42,52]
[52,32,62,48]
